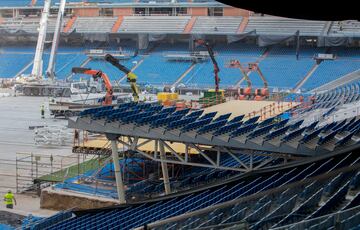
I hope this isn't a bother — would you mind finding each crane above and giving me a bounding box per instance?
[46,0,66,81]
[194,39,220,93]
[227,60,252,99]
[105,54,140,102]
[72,68,113,105]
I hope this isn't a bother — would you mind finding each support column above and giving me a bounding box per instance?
[159,141,171,195]
[110,139,126,204]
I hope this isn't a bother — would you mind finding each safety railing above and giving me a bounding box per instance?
[244,101,296,121]
[14,152,88,194]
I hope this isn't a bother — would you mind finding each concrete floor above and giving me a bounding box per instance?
[0,94,73,193]
[0,194,57,217]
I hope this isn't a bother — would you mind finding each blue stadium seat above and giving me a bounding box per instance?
[281,127,306,142]
[214,113,231,122]
[230,123,258,138]
[243,116,260,125]
[301,128,323,143]
[264,126,290,141]
[197,119,227,134]
[213,122,242,136]
[167,116,198,130]
[229,115,245,123]
[182,118,213,133]
[247,124,276,139]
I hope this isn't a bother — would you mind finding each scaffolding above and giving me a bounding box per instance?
[14,152,95,194]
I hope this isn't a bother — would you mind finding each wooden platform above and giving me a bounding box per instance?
[76,137,202,155]
[204,100,298,119]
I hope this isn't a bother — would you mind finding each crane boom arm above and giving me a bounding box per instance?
[194,39,220,92]
[105,54,139,102]
[256,68,268,88]
[249,63,268,88]
[235,61,252,88]
[72,67,113,105]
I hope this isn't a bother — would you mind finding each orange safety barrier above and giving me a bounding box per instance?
[112,16,124,33]
[63,16,77,33]
[183,17,197,33]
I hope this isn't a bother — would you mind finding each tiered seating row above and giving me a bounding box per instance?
[78,102,360,154]
[36,152,360,230]
[154,153,360,230]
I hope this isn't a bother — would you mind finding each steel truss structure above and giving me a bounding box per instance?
[68,103,360,203]
[115,136,300,173]
[69,116,307,203]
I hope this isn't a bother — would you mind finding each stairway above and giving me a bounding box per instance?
[183,17,197,34]
[14,60,34,78]
[63,16,77,33]
[116,58,145,84]
[292,63,320,92]
[310,69,360,93]
[171,63,197,88]
[237,17,249,33]
[112,16,124,33]
[65,57,92,81]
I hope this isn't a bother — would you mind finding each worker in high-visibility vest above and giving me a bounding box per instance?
[4,190,16,209]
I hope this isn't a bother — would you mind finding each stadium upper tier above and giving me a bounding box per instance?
[244,16,327,36]
[0,16,358,37]
[1,43,359,91]
[68,94,360,156]
[0,0,156,7]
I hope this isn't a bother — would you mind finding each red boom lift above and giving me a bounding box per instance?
[227,60,269,100]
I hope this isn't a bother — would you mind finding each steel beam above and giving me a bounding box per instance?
[117,137,248,172]
[159,141,171,195]
[222,147,250,171]
[110,140,126,204]
[161,140,185,163]
[190,144,217,167]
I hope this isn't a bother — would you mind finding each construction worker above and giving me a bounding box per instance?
[4,190,16,209]
[310,95,316,105]
[40,104,45,119]
[299,95,304,103]
[74,129,80,146]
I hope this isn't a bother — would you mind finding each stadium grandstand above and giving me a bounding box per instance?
[0,0,360,230]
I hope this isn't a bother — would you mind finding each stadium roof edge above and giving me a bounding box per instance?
[0,2,226,10]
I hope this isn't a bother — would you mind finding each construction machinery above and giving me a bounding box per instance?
[105,54,140,102]
[227,60,269,100]
[71,68,114,105]
[248,63,269,100]
[15,0,73,97]
[227,60,252,100]
[194,39,225,106]
[194,39,220,92]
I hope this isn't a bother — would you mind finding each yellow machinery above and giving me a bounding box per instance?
[105,54,140,102]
